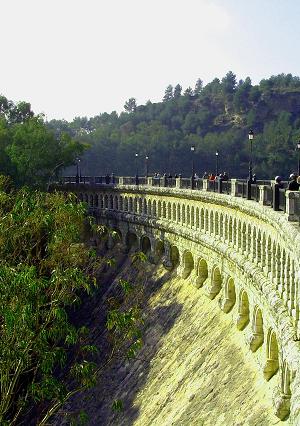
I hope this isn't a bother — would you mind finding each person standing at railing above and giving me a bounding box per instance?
[288,173,300,190]
[275,176,284,188]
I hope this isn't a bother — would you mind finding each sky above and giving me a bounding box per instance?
[1,0,300,121]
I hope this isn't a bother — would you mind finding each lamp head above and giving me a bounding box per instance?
[248,129,254,140]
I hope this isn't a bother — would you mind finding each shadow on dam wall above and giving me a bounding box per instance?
[49,248,183,426]
[49,248,282,426]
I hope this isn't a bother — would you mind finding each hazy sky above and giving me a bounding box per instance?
[2,0,300,121]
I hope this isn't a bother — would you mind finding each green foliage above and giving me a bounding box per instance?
[0,187,99,424]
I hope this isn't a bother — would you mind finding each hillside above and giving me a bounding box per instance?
[48,73,300,180]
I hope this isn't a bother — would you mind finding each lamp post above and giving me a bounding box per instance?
[76,157,80,184]
[215,151,219,176]
[296,140,300,176]
[191,145,195,189]
[145,155,149,178]
[135,152,139,185]
[247,129,254,199]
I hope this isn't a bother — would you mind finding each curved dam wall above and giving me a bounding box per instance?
[67,182,300,423]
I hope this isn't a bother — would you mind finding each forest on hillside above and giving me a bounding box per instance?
[1,72,300,182]
[46,72,300,180]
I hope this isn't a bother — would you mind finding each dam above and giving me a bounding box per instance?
[60,176,300,424]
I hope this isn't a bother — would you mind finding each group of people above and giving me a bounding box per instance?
[275,173,300,190]
[202,171,229,181]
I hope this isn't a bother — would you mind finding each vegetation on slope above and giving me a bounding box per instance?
[47,72,300,179]
[0,178,144,425]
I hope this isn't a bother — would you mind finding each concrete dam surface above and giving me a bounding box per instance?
[57,258,283,426]
[56,181,300,424]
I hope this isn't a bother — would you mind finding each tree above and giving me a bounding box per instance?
[184,87,193,97]
[194,78,203,95]
[221,71,237,97]
[163,85,173,102]
[124,98,137,113]
[7,117,84,187]
[173,84,182,99]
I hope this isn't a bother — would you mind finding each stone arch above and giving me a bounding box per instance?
[182,204,186,224]
[196,207,200,229]
[274,360,291,420]
[215,211,219,235]
[167,202,171,220]
[219,213,224,238]
[104,194,108,208]
[90,194,94,207]
[152,200,157,217]
[170,245,180,268]
[143,199,147,215]
[247,223,252,254]
[177,203,181,222]
[108,194,113,209]
[162,201,167,218]
[94,194,99,207]
[126,231,138,250]
[100,194,104,209]
[129,197,133,212]
[124,196,128,211]
[237,219,242,250]
[250,306,264,352]
[206,266,222,299]
[242,222,247,252]
[200,208,205,230]
[148,199,152,216]
[221,277,236,313]
[182,250,194,279]
[205,210,209,233]
[133,197,137,213]
[114,195,118,210]
[195,258,208,288]
[110,228,123,247]
[172,203,176,221]
[191,206,195,227]
[224,215,228,240]
[210,210,214,234]
[158,200,162,217]
[138,198,142,214]
[119,196,123,211]
[141,235,151,255]
[228,217,233,243]
[236,290,250,330]
[263,329,279,381]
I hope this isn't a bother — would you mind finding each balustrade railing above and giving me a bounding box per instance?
[60,175,300,221]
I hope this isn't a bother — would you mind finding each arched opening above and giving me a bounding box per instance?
[177,204,181,222]
[221,277,236,313]
[155,240,165,257]
[126,232,138,250]
[108,195,113,209]
[129,197,133,212]
[167,202,171,220]
[274,361,291,421]
[182,251,194,279]
[263,329,279,381]
[158,200,162,217]
[152,200,157,217]
[206,266,222,299]
[143,199,147,215]
[94,194,99,207]
[195,258,208,288]
[109,228,122,248]
[172,203,176,221]
[170,245,180,268]
[141,235,151,255]
[236,290,250,330]
[250,306,264,352]
[119,196,123,211]
[90,194,94,207]
[148,199,152,216]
